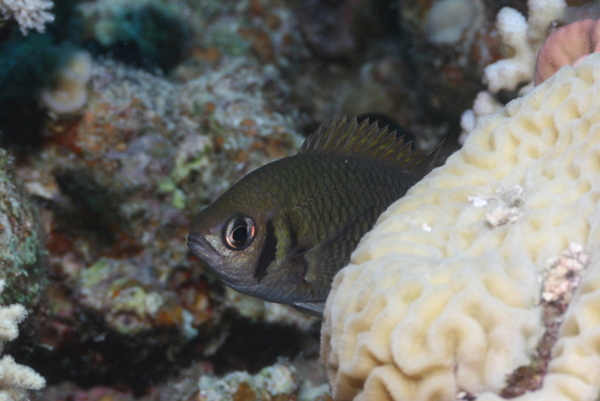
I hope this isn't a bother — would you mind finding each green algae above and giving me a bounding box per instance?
[157,179,187,210]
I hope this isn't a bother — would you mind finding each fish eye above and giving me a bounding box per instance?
[224,215,256,250]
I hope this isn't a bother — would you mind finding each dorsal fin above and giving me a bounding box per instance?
[299,116,440,175]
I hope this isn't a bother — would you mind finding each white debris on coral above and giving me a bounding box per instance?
[485,206,522,228]
[0,0,54,35]
[468,186,524,228]
[540,243,589,304]
[467,194,488,208]
[0,280,45,400]
[460,0,566,142]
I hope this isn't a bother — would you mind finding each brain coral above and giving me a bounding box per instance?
[321,53,600,401]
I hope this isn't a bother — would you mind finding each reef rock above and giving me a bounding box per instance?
[0,149,44,310]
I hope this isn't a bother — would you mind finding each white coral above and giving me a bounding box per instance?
[461,0,566,142]
[0,0,54,35]
[0,280,45,400]
[0,356,45,401]
[483,7,533,94]
[0,305,26,344]
[484,0,566,93]
[459,91,502,144]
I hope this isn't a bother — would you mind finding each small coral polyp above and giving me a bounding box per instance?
[321,54,600,401]
[41,50,92,115]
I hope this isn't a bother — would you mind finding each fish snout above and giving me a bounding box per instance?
[187,232,222,265]
[187,231,204,246]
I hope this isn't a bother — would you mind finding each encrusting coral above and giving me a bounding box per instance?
[321,51,600,401]
[534,19,600,85]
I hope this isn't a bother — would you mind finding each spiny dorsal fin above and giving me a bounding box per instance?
[299,116,440,175]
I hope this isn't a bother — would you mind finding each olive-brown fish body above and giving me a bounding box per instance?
[188,117,439,316]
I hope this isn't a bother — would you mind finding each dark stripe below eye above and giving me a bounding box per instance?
[254,218,277,282]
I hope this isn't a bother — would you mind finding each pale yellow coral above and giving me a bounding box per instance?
[321,54,600,401]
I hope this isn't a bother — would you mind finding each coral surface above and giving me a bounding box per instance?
[0,149,44,309]
[322,54,600,401]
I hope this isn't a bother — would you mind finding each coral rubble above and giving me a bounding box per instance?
[195,359,329,401]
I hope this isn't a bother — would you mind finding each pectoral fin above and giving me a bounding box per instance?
[302,205,376,276]
[284,206,375,316]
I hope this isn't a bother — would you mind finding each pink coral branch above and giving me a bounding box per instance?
[535,19,600,85]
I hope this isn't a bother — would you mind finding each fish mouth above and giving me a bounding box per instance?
[187,232,223,267]
[188,232,259,289]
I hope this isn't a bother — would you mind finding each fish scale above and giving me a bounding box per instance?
[188,116,441,317]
